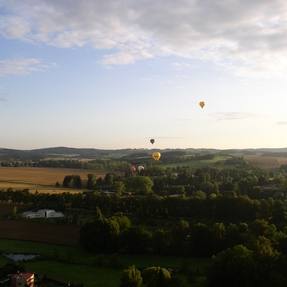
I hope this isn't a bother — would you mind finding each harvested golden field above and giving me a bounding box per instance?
[0,167,104,193]
[245,155,287,169]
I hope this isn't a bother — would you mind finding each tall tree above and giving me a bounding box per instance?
[120,265,143,287]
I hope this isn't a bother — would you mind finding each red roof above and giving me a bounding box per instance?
[11,273,34,287]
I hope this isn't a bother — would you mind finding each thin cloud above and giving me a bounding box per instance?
[0,58,49,76]
[210,112,259,121]
[276,121,287,126]
[152,136,184,140]
[176,113,259,122]
[0,97,7,102]
[1,1,287,76]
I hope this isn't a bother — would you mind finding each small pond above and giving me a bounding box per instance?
[3,253,40,262]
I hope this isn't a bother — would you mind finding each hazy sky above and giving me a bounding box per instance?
[1,0,287,149]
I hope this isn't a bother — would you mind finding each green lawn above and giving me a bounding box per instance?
[0,239,210,269]
[119,255,209,271]
[162,155,231,168]
[0,239,211,287]
[0,255,9,267]
[25,261,121,287]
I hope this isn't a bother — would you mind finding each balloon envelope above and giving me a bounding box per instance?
[150,139,155,144]
[199,101,205,109]
[152,152,161,161]
[137,165,145,172]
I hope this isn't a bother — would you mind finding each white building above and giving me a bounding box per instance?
[22,209,64,219]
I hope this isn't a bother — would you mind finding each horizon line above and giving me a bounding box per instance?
[1,146,287,152]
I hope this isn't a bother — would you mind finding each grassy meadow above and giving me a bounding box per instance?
[0,239,210,287]
[162,155,231,168]
[25,261,121,287]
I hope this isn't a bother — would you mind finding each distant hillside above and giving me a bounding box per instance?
[0,147,140,160]
[0,146,286,161]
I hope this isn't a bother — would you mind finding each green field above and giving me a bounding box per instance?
[0,253,119,287]
[0,255,9,266]
[0,239,209,268]
[162,155,231,168]
[0,239,210,287]
[25,261,121,287]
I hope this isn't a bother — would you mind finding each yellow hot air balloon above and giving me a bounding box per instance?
[152,152,161,161]
[199,101,205,109]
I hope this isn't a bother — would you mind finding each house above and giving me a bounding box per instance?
[10,272,34,287]
[22,209,64,219]
[21,212,42,219]
[37,209,64,218]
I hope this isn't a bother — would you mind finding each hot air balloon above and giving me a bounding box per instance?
[152,152,161,161]
[199,101,205,109]
[137,165,145,172]
[150,139,155,145]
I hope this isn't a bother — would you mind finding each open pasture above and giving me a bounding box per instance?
[25,261,121,287]
[0,239,210,287]
[0,238,210,270]
[162,155,231,168]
